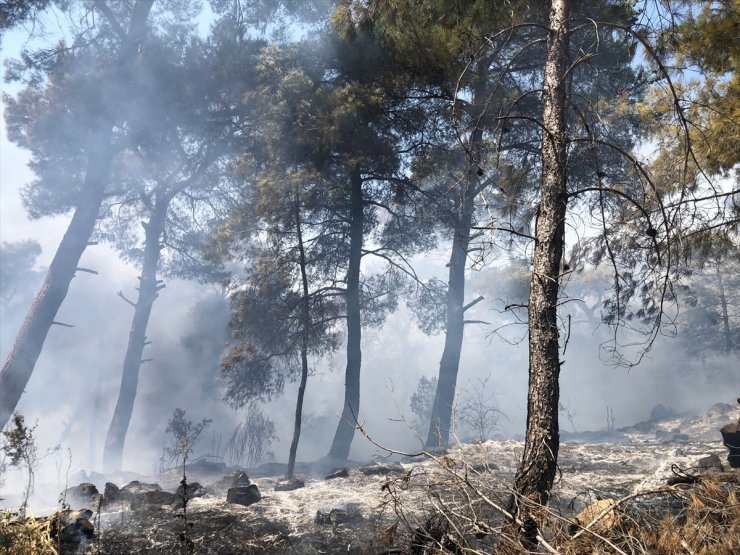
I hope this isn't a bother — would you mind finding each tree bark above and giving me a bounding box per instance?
[426,72,486,448]
[103,199,167,471]
[287,193,310,480]
[0,0,155,430]
[328,169,364,461]
[716,262,732,356]
[426,172,477,448]
[0,154,110,427]
[513,0,569,539]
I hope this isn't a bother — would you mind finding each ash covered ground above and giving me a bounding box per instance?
[17,399,733,554]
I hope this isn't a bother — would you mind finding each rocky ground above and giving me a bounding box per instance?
[3,400,738,554]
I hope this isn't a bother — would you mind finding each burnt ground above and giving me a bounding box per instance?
[12,401,740,554]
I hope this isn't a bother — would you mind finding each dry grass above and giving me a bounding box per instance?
[0,510,58,555]
[377,450,740,555]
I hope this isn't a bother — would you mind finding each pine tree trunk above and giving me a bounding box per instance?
[513,0,569,540]
[426,72,485,448]
[0,0,155,430]
[103,200,166,471]
[0,154,110,428]
[287,194,310,480]
[426,176,476,448]
[328,170,364,461]
[716,262,732,356]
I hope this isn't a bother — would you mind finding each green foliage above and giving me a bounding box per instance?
[222,403,277,468]
[0,240,42,305]
[1,413,37,516]
[410,376,437,433]
[164,408,212,467]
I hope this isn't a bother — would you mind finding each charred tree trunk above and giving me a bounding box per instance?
[426,173,477,448]
[328,169,364,461]
[0,155,110,427]
[103,199,167,471]
[287,194,311,480]
[513,0,569,540]
[0,0,155,430]
[426,73,486,448]
[716,262,732,356]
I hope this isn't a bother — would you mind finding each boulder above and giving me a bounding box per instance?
[215,471,251,491]
[325,467,349,480]
[130,490,177,510]
[649,404,677,422]
[226,484,261,506]
[63,483,101,508]
[174,480,207,508]
[707,403,734,417]
[632,421,654,433]
[121,480,162,496]
[694,454,724,473]
[275,478,305,492]
[315,505,363,526]
[358,462,405,476]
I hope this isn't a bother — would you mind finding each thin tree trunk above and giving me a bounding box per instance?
[328,169,364,461]
[426,71,486,448]
[716,262,732,356]
[513,0,569,540]
[287,193,310,480]
[103,200,167,471]
[0,0,155,430]
[426,176,476,448]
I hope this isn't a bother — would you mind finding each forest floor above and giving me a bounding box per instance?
[2,400,738,554]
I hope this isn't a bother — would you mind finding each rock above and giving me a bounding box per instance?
[707,403,734,417]
[275,478,305,491]
[358,462,405,476]
[102,482,122,506]
[215,471,251,490]
[185,459,228,476]
[655,429,670,440]
[315,505,363,526]
[174,480,207,508]
[226,484,261,506]
[63,483,101,508]
[122,480,162,496]
[673,433,690,442]
[571,499,620,536]
[670,428,681,434]
[695,454,724,473]
[130,490,177,510]
[325,467,350,480]
[632,421,654,433]
[649,404,677,422]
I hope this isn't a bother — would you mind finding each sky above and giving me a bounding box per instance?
[0,4,736,512]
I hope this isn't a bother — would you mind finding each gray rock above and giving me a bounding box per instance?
[695,454,724,473]
[325,467,349,480]
[174,480,206,508]
[122,480,162,496]
[130,490,177,509]
[226,484,261,506]
[215,471,251,490]
[63,483,100,508]
[649,404,677,422]
[358,462,405,476]
[707,403,734,417]
[275,478,305,491]
[315,506,363,525]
